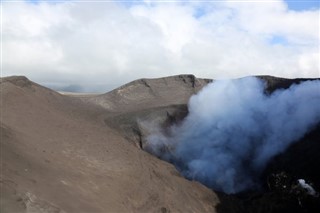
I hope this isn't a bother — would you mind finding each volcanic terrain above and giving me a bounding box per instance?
[1,75,319,213]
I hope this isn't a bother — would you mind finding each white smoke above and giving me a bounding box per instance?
[146,77,320,194]
[298,179,318,197]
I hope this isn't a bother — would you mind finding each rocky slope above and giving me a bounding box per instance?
[1,75,319,213]
[0,76,218,213]
[82,74,211,112]
[81,74,211,149]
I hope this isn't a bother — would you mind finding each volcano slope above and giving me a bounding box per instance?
[0,75,217,213]
[1,75,319,213]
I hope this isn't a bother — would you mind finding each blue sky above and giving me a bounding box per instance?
[285,0,319,11]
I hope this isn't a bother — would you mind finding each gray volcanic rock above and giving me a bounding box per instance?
[83,74,211,112]
[0,76,218,213]
[257,75,319,93]
[88,74,211,149]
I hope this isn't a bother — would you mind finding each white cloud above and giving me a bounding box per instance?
[2,0,319,92]
[224,0,319,44]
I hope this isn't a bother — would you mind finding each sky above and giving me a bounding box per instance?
[1,0,319,92]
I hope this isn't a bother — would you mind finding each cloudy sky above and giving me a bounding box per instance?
[2,0,319,92]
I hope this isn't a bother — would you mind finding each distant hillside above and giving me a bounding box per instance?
[82,74,211,112]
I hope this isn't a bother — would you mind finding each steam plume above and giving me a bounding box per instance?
[146,77,320,194]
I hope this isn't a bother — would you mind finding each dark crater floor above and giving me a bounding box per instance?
[216,124,320,213]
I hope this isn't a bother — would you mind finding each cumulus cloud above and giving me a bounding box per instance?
[2,0,319,92]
